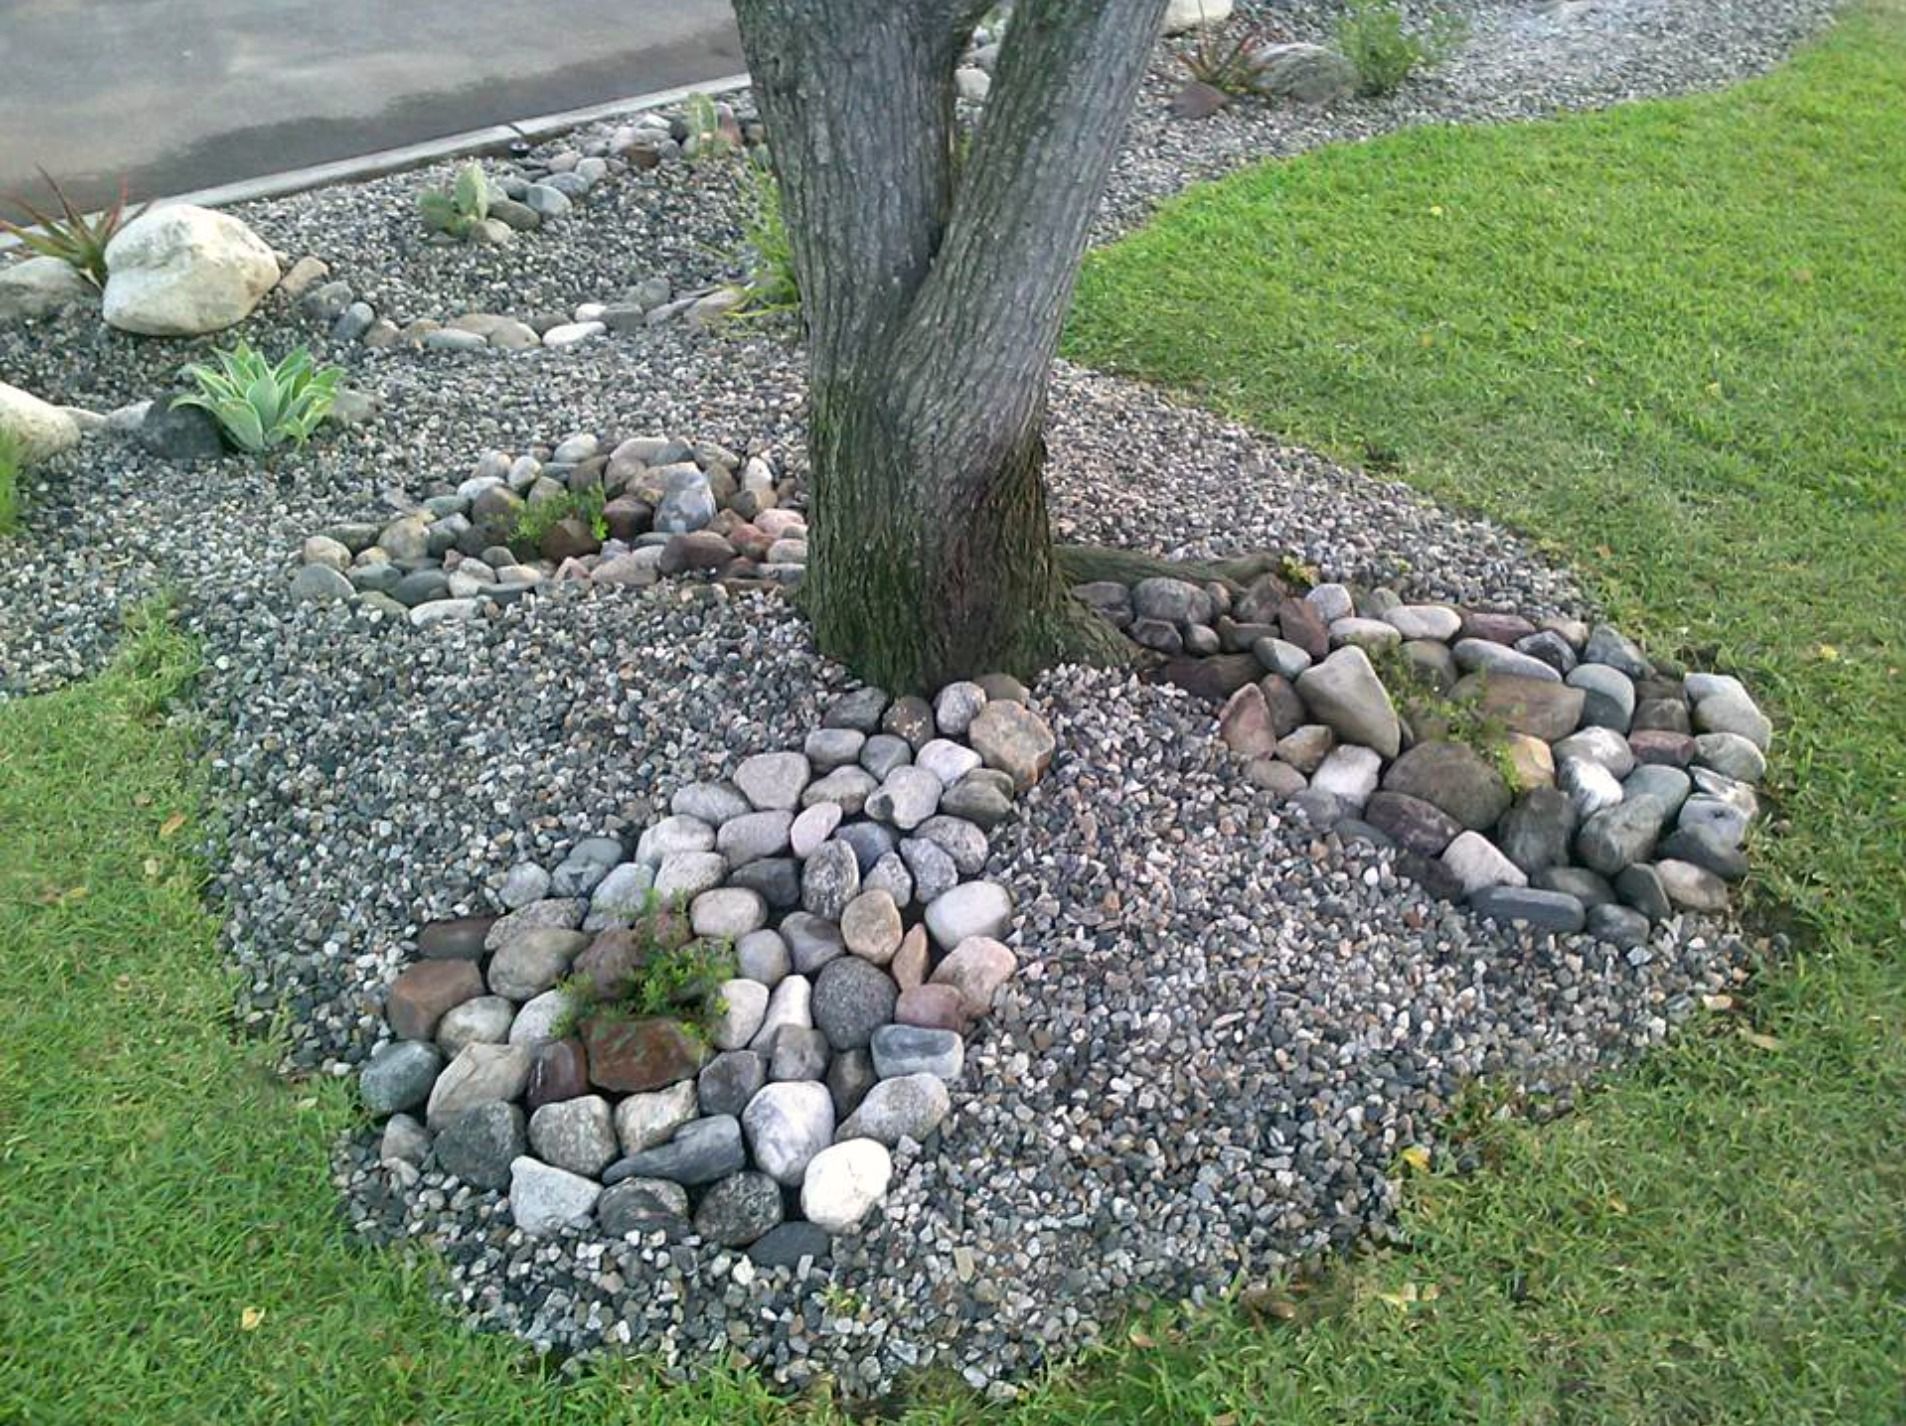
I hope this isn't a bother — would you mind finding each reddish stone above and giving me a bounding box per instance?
[387,960,484,1041]
[891,924,930,992]
[928,935,1017,1018]
[539,516,601,562]
[658,531,734,575]
[584,1016,707,1093]
[1459,610,1537,645]
[526,1037,590,1109]
[601,496,651,542]
[1629,729,1696,767]
[728,523,775,559]
[1278,597,1329,661]
[1152,653,1261,704]
[416,915,494,961]
[706,508,747,537]
[1218,685,1279,758]
[1233,571,1291,627]
[895,983,970,1033]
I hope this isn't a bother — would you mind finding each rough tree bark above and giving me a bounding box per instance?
[731,0,1172,691]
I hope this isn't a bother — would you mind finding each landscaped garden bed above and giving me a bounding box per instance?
[0,0,1848,1403]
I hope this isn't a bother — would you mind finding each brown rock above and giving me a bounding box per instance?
[1459,610,1537,645]
[387,960,484,1041]
[539,516,601,562]
[1259,674,1306,738]
[895,983,969,1032]
[1629,729,1695,767]
[841,889,904,966]
[1382,741,1512,831]
[583,1016,707,1093]
[891,923,930,992]
[1218,684,1279,759]
[968,700,1056,791]
[1504,733,1555,790]
[1363,791,1463,857]
[1278,597,1329,661]
[929,935,1017,1018]
[1451,673,1585,742]
[572,928,653,999]
[1152,652,1260,703]
[601,496,651,541]
[526,1037,590,1109]
[1233,572,1290,627]
[416,915,494,960]
[1244,758,1307,800]
[657,531,734,575]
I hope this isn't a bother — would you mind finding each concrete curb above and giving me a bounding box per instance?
[2,71,752,245]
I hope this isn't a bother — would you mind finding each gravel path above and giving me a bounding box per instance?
[0,0,1821,1398]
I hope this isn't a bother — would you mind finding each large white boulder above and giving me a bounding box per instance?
[1164,0,1233,33]
[0,381,80,464]
[102,205,279,336]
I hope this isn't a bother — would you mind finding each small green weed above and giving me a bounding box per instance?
[1336,0,1465,97]
[510,485,607,551]
[0,169,146,287]
[417,161,496,240]
[731,163,800,316]
[171,342,342,454]
[552,899,735,1044]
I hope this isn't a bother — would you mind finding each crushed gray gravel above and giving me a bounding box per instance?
[0,0,1820,1399]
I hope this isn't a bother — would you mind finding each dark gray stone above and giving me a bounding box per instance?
[1586,902,1652,948]
[1468,886,1587,933]
[812,957,900,1051]
[602,1114,745,1186]
[781,911,846,975]
[697,1050,767,1117]
[433,1101,525,1190]
[747,1220,832,1268]
[1532,865,1616,907]
[692,1171,784,1247]
[360,1040,443,1114]
[1658,826,1749,881]
[1382,741,1512,831]
[769,1025,831,1082]
[597,1177,690,1237]
[727,857,801,910]
[1496,788,1577,875]
[825,1048,876,1119]
[1615,863,1673,921]
[1576,798,1668,876]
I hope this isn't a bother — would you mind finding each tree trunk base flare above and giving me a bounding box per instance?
[733,0,1177,692]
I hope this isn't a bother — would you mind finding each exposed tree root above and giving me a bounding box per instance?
[1054,544,1291,594]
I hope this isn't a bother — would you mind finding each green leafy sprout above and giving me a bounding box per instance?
[550,892,735,1043]
[0,169,147,287]
[171,342,343,455]
[1336,0,1466,97]
[731,163,801,316]
[509,485,607,552]
[417,161,496,240]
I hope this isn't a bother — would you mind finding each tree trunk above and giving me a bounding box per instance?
[732,0,1170,691]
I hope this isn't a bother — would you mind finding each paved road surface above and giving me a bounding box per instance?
[0,0,743,219]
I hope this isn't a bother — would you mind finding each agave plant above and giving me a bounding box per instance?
[172,343,343,454]
[0,169,147,287]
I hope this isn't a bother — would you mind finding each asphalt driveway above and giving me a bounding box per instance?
[0,0,743,218]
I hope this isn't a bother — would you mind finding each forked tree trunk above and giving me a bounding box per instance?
[732,0,1171,691]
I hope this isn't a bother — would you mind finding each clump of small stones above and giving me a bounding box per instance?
[1080,569,1769,938]
[292,434,806,624]
[362,678,1053,1257]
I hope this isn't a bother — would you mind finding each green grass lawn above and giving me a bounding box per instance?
[4,7,1904,1423]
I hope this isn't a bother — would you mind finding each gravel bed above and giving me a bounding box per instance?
[0,0,1818,1399]
[1098,0,1842,236]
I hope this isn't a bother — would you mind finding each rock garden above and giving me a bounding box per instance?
[0,0,1829,1402]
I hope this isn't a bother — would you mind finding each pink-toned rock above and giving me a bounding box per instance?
[1459,610,1537,645]
[895,983,969,1032]
[929,935,1017,1018]
[1218,684,1278,759]
[756,509,807,538]
[890,924,930,992]
[387,960,484,1041]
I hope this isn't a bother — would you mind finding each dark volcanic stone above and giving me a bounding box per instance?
[697,1050,767,1117]
[1533,865,1617,908]
[728,857,802,910]
[1615,862,1673,921]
